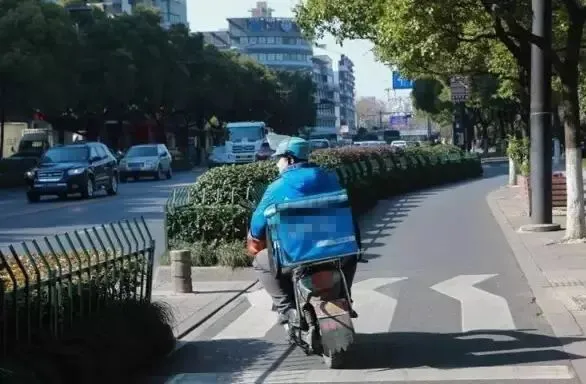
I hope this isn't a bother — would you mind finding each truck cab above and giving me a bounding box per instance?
[224,121,268,164]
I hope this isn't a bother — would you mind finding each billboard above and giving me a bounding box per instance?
[389,114,411,129]
[392,71,414,90]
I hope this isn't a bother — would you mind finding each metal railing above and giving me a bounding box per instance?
[0,217,155,355]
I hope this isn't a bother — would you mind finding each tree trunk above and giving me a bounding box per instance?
[0,94,4,159]
[561,83,585,239]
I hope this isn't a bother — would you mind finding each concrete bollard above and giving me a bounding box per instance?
[171,250,192,293]
[508,157,517,186]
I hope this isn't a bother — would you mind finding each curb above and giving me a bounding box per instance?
[481,156,508,163]
[486,188,586,382]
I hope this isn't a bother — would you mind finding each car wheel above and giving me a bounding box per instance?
[155,166,164,180]
[107,174,118,195]
[27,191,40,203]
[81,177,94,199]
[166,167,172,179]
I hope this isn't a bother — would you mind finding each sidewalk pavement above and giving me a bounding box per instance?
[152,266,258,339]
[487,185,586,383]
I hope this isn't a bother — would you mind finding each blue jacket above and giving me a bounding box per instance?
[250,163,342,239]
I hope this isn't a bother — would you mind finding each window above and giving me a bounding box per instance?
[275,53,283,60]
[240,37,248,44]
[275,37,282,44]
[126,146,158,157]
[267,53,276,61]
[249,37,257,44]
[90,146,99,159]
[95,145,107,159]
[258,53,267,61]
[258,37,266,44]
[41,146,89,163]
[267,36,275,44]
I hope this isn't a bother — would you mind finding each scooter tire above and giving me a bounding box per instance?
[322,350,347,369]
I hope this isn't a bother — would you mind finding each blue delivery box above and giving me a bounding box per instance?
[264,190,360,269]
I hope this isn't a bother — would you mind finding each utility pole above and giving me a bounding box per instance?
[527,0,556,228]
[379,110,383,130]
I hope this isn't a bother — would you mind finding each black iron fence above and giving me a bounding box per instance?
[0,217,155,355]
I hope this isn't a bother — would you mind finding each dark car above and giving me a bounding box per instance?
[24,142,119,203]
[255,142,274,161]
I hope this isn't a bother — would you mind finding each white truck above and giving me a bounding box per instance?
[223,121,268,164]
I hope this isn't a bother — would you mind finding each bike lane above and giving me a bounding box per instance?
[148,163,582,384]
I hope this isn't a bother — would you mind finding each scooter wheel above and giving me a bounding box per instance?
[322,350,347,369]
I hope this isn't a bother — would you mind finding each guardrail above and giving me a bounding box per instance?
[0,217,155,355]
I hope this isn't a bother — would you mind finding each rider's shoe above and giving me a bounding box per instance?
[278,307,298,324]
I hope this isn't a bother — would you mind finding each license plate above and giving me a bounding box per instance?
[313,298,350,318]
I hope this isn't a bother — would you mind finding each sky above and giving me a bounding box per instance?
[185,0,409,101]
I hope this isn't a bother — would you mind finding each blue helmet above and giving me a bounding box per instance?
[272,137,310,161]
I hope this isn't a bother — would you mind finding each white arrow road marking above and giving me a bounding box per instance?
[212,277,407,340]
[212,288,278,340]
[351,277,406,334]
[430,274,515,332]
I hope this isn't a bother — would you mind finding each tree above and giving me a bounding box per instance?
[355,97,386,128]
[271,71,317,135]
[295,0,586,240]
[0,0,77,156]
[0,1,318,162]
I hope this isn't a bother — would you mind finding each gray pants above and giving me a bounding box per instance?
[253,249,358,314]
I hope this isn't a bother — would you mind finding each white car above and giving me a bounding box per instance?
[354,140,386,147]
[390,140,408,149]
[119,144,172,181]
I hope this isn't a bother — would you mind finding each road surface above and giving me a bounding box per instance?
[0,171,199,259]
[150,162,583,384]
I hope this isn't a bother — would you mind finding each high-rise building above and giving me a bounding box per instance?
[202,2,313,71]
[312,55,339,135]
[149,0,188,28]
[337,54,356,130]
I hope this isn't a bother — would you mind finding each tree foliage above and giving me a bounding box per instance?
[0,1,316,153]
[295,0,586,238]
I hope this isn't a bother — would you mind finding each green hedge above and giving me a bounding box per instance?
[165,145,482,266]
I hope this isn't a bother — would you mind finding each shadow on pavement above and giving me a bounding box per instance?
[148,339,282,380]
[359,191,438,262]
[482,162,508,179]
[343,329,584,369]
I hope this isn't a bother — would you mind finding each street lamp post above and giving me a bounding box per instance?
[527,0,558,230]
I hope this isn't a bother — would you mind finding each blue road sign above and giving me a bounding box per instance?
[392,72,414,90]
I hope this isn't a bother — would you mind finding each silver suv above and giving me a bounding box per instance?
[119,144,172,182]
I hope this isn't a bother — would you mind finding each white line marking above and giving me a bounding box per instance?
[352,277,406,334]
[212,288,278,340]
[430,274,516,332]
[164,365,574,383]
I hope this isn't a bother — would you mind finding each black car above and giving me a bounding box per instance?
[24,142,119,203]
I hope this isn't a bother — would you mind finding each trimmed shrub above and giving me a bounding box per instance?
[165,145,482,266]
[0,300,175,384]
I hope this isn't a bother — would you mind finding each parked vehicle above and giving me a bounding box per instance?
[255,142,274,161]
[265,191,359,369]
[24,142,119,203]
[119,144,172,182]
[354,140,386,147]
[390,140,408,149]
[309,139,331,151]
